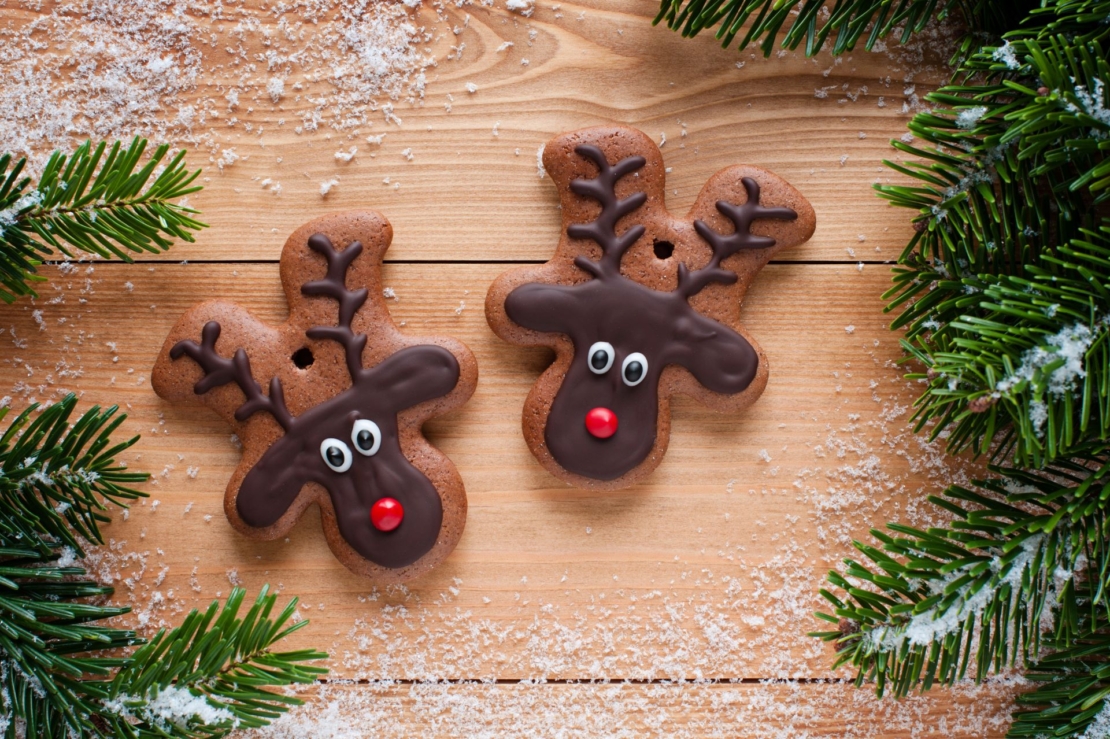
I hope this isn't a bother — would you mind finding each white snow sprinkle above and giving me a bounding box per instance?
[505,0,534,16]
[266,77,285,103]
[992,41,1021,70]
[956,106,989,130]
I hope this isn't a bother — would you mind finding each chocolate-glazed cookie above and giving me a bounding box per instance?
[152,212,477,582]
[485,126,816,490]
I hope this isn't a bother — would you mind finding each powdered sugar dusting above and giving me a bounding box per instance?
[242,677,1020,738]
[0,0,438,174]
[2,259,1010,736]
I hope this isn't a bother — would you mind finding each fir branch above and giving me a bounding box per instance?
[0,394,148,556]
[1010,608,1110,738]
[893,221,1110,467]
[0,395,148,737]
[0,399,328,737]
[812,455,1109,698]
[652,0,1028,58]
[876,3,1110,467]
[93,586,328,738]
[0,137,206,304]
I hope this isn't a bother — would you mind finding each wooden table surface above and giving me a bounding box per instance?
[1,0,1022,736]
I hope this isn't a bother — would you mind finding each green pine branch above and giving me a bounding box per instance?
[892,220,1110,467]
[652,0,1030,58]
[93,586,328,738]
[876,1,1110,467]
[0,137,206,304]
[0,397,328,737]
[812,453,1109,700]
[0,395,148,556]
[1010,608,1110,738]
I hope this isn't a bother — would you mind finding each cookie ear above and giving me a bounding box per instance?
[152,301,290,432]
[369,345,462,415]
[687,165,816,263]
[544,127,670,267]
[279,210,393,334]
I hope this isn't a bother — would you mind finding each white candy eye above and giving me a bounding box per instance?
[320,438,352,472]
[351,419,382,456]
[587,341,615,374]
[622,352,648,386]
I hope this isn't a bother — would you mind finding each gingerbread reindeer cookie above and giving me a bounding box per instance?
[153,212,477,582]
[486,126,815,489]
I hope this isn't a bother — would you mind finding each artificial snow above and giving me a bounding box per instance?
[140,686,236,731]
[866,535,1046,652]
[995,322,1100,410]
[992,41,1021,70]
[505,0,534,15]
[955,106,988,130]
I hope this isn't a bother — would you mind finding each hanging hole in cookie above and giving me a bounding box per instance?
[292,347,315,369]
[653,240,675,260]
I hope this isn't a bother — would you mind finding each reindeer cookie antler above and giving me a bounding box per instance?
[486,126,816,489]
[153,212,477,582]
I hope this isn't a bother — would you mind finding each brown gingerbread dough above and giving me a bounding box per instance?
[153,211,477,582]
[485,126,815,490]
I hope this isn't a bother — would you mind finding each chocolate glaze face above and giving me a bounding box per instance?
[506,276,758,480]
[236,345,458,568]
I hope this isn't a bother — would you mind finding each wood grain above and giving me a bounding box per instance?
[237,680,1021,738]
[0,0,998,734]
[1,261,978,682]
[4,0,947,264]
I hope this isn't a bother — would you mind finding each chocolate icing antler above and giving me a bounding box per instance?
[568,145,648,279]
[680,178,799,298]
[170,321,295,431]
[302,233,370,380]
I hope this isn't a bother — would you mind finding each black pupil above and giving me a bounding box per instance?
[625,361,643,382]
[357,429,375,449]
[326,446,344,466]
[591,350,609,370]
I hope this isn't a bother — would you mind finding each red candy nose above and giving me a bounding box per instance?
[370,497,404,532]
[585,407,619,439]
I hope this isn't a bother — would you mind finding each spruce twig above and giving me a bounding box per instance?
[0,397,328,737]
[876,4,1110,467]
[652,0,1028,58]
[812,455,1109,699]
[1010,612,1110,738]
[0,137,206,303]
[94,586,328,738]
[793,3,1110,737]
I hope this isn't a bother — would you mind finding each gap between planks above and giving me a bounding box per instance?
[0,261,975,685]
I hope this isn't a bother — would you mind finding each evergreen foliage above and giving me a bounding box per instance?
[657,0,1110,736]
[653,0,1033,58]
[0,137,205,303]
[0,395,327,738]
[817,1,1110,736]
[811,455,1106,697]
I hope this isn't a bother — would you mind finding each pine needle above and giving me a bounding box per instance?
[0,137,206,303]
[0,397,328,738]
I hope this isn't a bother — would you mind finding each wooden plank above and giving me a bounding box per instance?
[0,261,978,681]
[236,680,1022,738]
[2,0,947,264]
[3,0,1006,732]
